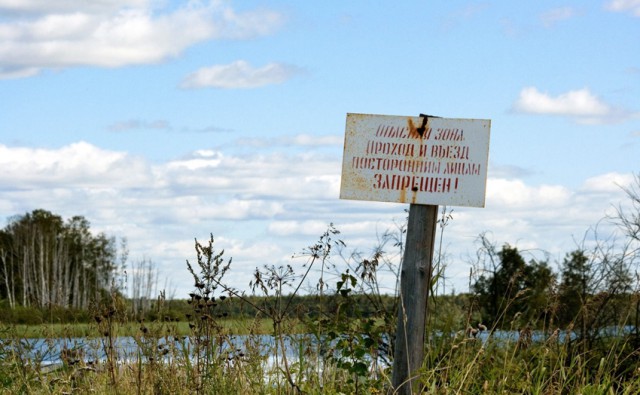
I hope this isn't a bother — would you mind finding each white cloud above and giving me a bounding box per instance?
[174,199,286,221]
[180,60,301,89]
[512,87,634,124]
[0,140,636,296]
[0,1,284,78]
[540,7,579,27]
[268,220,334,236]
[514,87,610,116]
[166,151,224,171]
[0,142,153,188]
[606,0,640,17]
[486,178,572,209]
[287,134,343,146]
[0,0,149,14]
[580,172,635,193]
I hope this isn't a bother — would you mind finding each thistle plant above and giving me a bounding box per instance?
[185,234,233,393]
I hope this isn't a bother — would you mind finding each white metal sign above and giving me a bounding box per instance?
[340,113,491,207]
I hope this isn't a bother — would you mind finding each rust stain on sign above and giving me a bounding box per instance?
[404,114,434,204]
[340,113,491,208]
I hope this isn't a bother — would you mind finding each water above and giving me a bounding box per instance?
[3,326,636,368]
[1,334,311,368]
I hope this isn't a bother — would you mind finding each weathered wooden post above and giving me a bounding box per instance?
[340,113,490,394]
[391,203,438,393]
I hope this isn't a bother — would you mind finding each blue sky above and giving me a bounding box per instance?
[1,0,639,298]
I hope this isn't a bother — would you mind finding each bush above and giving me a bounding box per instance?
[10,306,43,325]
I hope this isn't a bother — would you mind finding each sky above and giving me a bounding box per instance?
[1,0,639,299]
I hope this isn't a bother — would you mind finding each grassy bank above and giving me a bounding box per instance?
[5,318,286,339]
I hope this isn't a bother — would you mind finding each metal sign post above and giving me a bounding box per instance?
[339,113,491,394]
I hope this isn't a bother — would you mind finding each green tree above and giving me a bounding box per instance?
[558,250,590,327]
[473,236,556,327]
[522,259,556,324]
[559,242,634,345]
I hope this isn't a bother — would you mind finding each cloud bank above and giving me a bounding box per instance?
[0,140,635,296]
[0,1,285,79]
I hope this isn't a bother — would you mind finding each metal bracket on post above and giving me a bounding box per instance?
[415,113,440,138]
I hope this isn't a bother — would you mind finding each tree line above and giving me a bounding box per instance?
[471,239,637,330]
[471,175,640,334]
[0,209,123,310]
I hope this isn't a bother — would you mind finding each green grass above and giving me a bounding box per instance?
[5,318,294,339]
